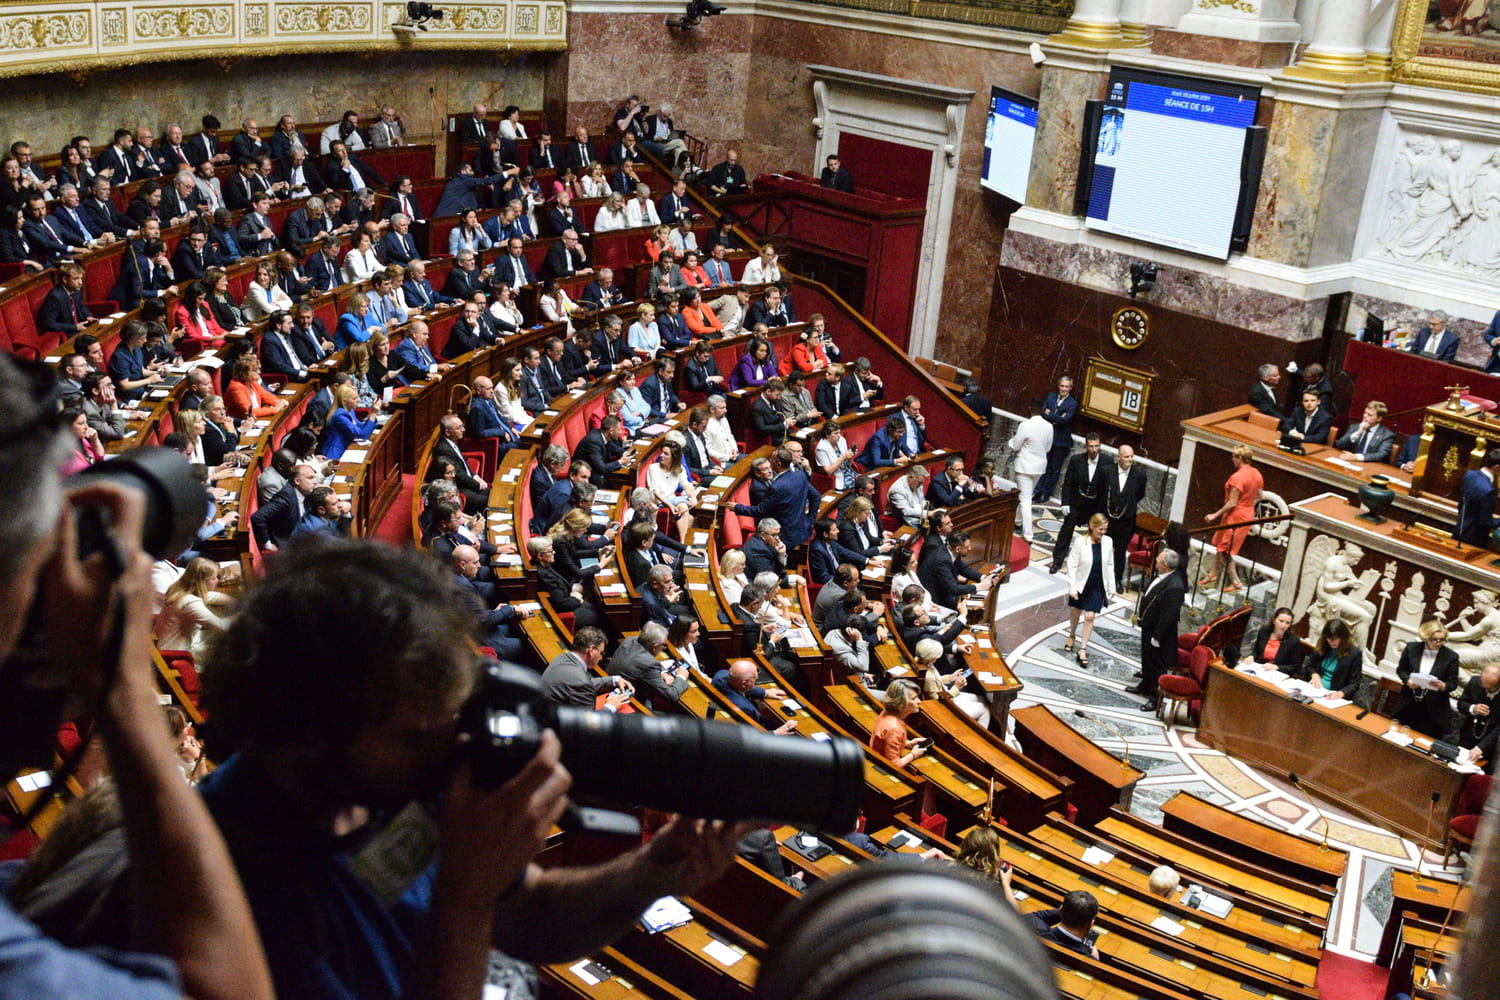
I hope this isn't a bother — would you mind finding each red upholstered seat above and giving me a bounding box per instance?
[1445,774,1492,863]
[1159,644,1212,724]
[1451,814,1480,839]
[160,648,202,709]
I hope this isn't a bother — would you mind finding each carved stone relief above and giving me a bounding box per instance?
[1373,132,1500,279]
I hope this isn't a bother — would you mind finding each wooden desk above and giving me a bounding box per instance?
[1199,661,1466,848]
[539,947,696,999]
[1377,871,1466,964]
[1012,704,1142,826]
[1176,405,1450,571]
[1159,791,1348,891]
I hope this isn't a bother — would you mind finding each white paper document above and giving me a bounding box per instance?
[640,895,692,933]
[1151,915,1185,936]
[1080,845,1116,866]
[702,940,742,966]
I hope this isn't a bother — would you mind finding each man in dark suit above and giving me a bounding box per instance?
[432,413,489,512]
[839,358,884,413]
[1036,375,1078,502]
[456,104,490,144]
[493,237,536,291]
[927,455,981,509]
[236,192,278,257]
[580,269,625,310]
[96,129,138,184]
[37,263,93,341]
[745,287,794,329]
[574,415,629,486]
[449,543,524,660]
[541,230,589,282]
[1103,444,1148,591]
[819,154,854,193]
[658,179,696,225]
[229,118,269,166]
[1408,313,1460,363]
[518,346,551,415]
[536,460,592,530]
[282,199,324,250]
[1248,363,1283,418]
[80,177,136,240]
[442,302,492,361]
[1278,390,1333,451]
[538,338,578,396]
[732,447,821,547]
[401,260,452,310]
[1129,550,1185,709]
[638,357,683,422]
[1455,663,1500,766]
[111,238,174,311]
[305,242,343,295]
[918,529,995,611]
[1049,434,1108,574]
[743,520,798,587]
[606,132,644,166]
[1334,401,1398,465]
[749,379,793,444]
[224,161,268,212]
[259,310,311,381]
[443,251,492,300]
[809,517,869,582]
[21,195,74,265]
[547,192,580,237]
[249,464,319,550]
[1027,891,1100,960]
[1456,449,1500,547]
[611,624,689,703]
[168,229,213,282]
[562,125,596,172]
[681,406,717,478]
[157,172,206,228]
[685,342,726,395]
[290,304,333,364]
[379,215,420,265]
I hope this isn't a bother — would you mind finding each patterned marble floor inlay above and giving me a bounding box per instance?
[996,560,1469,960]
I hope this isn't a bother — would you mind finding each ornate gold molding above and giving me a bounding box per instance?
[0,0,564,77]
[1391,0,1500,96]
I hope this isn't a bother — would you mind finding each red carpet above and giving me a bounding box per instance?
[1316,951,1389,999]
[370,473,418,547]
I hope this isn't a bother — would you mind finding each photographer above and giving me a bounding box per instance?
[0,355,272,1000]
[198,540,749,1000]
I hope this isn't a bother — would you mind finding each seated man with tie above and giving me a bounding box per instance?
[292,300,334,361]
[442,249,494,300]
[1407,312,1460,363]
[38,262,95,342]
[392,320,450,383]
[402,259,453,310]
[260,309,311,381]
[445,300,497,360]
[639,356,685,422]
[809,517,873,584]
[1455,662,1500,770]
[83,175,138,239]
[465,376,522,452]
[21,193,76,265]
[51,184,114,249]
[1334,400,1398,465]
[379,213,420,265]
[171,227,215,281]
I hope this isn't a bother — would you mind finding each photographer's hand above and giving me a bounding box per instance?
[421,731,569,1000]
[40,482,276,1000]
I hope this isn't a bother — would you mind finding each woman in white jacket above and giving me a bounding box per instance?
[1007,406,1052,542]
[1064,514,1115,668]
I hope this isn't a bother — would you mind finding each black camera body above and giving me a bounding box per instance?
[463,661,865,832]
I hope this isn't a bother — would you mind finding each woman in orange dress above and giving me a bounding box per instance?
[223,355,286,421]
[868,681,928,768]
[1202,444,1263,593]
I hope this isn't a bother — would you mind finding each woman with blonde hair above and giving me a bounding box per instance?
[954,827,1022,907]
[718,548,749,605]
[156,557,231,659]
[1201,444,1263,594]
[320,383,378,462]
[548,507,613,583]
[869,680,927,768]
[593,192,629,232]
[338,341,382,409]
[1064,513,1116,667]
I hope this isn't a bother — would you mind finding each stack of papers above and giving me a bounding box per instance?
[1196,892,1233,918]
[1382,730,1416,747]
[640,896,693,933]
[341,449,369,463]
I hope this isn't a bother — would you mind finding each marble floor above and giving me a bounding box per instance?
[998,507,1468,960]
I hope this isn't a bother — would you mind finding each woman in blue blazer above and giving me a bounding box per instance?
[320,384,379,462]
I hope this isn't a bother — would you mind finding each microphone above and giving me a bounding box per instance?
[1417,790,1442,881]
[1075,709,1133,770]
[1287,772,1332,852]
[1355,706,1371,720]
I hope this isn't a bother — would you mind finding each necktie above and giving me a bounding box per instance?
[1356,430,1367,455]
[70,209,93,240]
[42,219,61,243]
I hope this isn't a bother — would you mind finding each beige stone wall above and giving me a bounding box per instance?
[3,49,549,164]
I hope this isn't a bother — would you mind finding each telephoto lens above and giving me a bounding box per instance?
[464,661,865,831]
[758,862,1059,1000]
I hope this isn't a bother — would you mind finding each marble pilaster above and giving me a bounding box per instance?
[1285,0,1380,77]
[1024,59,1106,215]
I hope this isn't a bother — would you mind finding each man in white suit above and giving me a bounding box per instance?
[1008,401,1052,542]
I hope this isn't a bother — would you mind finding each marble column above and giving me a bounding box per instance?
[1364,0,1398,76]
[1118,0,1151,43]
[1287,0,1375,75]
[1053,0,1127,46]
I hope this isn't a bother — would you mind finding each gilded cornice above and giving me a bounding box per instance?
[0,0,564,78]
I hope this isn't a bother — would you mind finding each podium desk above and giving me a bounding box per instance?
[1199,661,1466,849]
